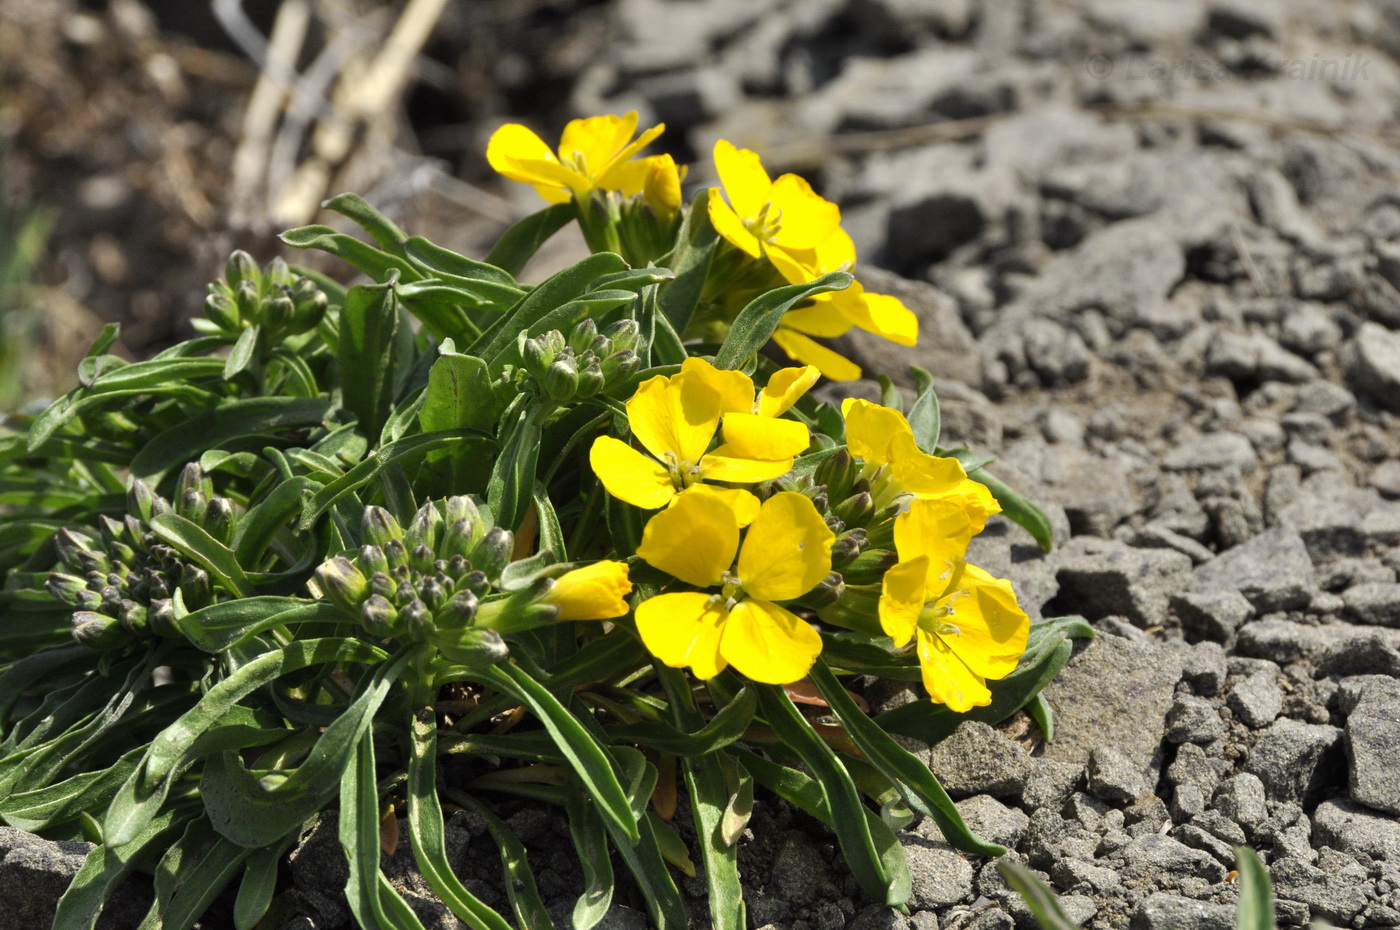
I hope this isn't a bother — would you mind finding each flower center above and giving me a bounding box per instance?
[742,201,782,243]
[661,451,703,490]
[720,570,744,608]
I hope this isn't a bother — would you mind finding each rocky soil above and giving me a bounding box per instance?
[7,0,1400,927]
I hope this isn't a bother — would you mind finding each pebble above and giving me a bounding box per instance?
[1344,582,1400,627]
[1211,773,1269,832]
[1345,676,1400,816]
[1130,893,1234,930]
[1164,694,1226,744]
[1086,747,1151,805]
[1243,718,1345,805]
[926,721,1034,800]
[1191,527,1316,613]
[1171,589,1255,642]
[1055,537,1193,627]
[1227,669,1285,728]
[1344,323,1400,413]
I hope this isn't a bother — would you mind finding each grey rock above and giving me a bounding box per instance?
[1317,557,1397,592]
[1043,449,1138,537]
[1023,810,1098,870]
[1228,669,1285,728]
[1165,694,1226,744]
[904,836,975,909]
[1130,524,1216,565]
[1055,537,1192,627]
[1171,589,1256,642]
[1162,431,1258,472]
[1344,583,1400,628]
[1021,319,1092,387]
[288,813,351,926]
[1087,746,1151,804]
[1121,834,1229,882]
[1167,743,1229,797]
[1182,640,1228,695]
[954,796,1030,849]
[0,828,148,930]
[1346,676,1400,815]
[1236,620,1400,665]
[1021,759,1084,814]
[1244,718,1345,805]
[1175,823,1235,866]
[1362,506,1400,547]
[1040,634,1182,780]
[837,266,981,386]
[1171,784,1207,821]
[1050,857,1123,894]
[770,830,832,904]
[1280,304,1343,356]
[848,904,913,930]
[1191,527,1316,613]
[1208,0,1285,39]
[1212,773,1269,831]
[927,721,1033,800]
[1277,493,1369,560]
[1192,811,1248,848]
[1270,856,1369,925]
[1313,797,1400,861]
[1317,630,1400,679]
[1372,460,1400,500]
[1130,893,1234,930]
[1345,323,1400,412]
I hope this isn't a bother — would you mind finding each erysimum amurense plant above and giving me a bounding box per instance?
[0,112,1093,930]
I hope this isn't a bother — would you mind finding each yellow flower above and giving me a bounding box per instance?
[589,358,811,511]
[768,230,919,349]
[544,561,633,621]
[707,140,841,259]
[675,357,819,461]
[635,489,834,684]
[878,499,1029,711]
[841,399,1000,532]
[487,112,665,204]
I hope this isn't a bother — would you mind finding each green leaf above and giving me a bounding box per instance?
[280,225,419,283]
[139,815,252,930]
[234,841,289,930]
[419,351,496,434]
[607,685,755,757]
[967,466,1055,553]
[407,709,514,930]
[487,406,542,531]
[175,598,347,653]
[810,660,1004,858]
[906,366,941,453]
[341,727,429,930]
[474,662,639,844]
[87,322,121,357]
[129,397,332,482]
[0,746,144,832]
[324,193,411,257]
[564,780,615,930]
[149,513,253,599]
[467,251,627,362]
[658,188,720,336]
[404,236,518,287]
[753,684,893,903]
[713,271,852,370]
[485,202,575,277]
[997,860,1081,930]
[1234,847,1274,930]
[223,324,259,380]
[339,276,403,439]
[1026,692,1054,743]
[52,804,188,930]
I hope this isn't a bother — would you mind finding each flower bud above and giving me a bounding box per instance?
[474,583,560,634]
[831,491,874,527]
[46,573,89,607]
[369,571,395,601]
[266,256,291,286]
[383,539,409,571]
[602,319,641,355]
[148,598,179,638]
[575,360,606,398]
[234,279,261,322]
[400,598,433,637]
[840,548,898,586]
[470,528,513,582]
[441,519,478,561]
[118,599,149,634]
[544,354,580,402]
[410,543,436,575]
[362,507,403,548]
[360,594,399,637]
[458,570,490,597]
[179,565,212,607]
[205,293,240,330]
[225,250,258,289]
[265,290,295,332]
[291,285,328,330]
[127,479,161,523]
[541,561,632,621]
[435,589,478,628]
[434,627,508,667]
[442,496,481,529]
[599,349,640,388]
[358,545,389,577]
[802,571,846,609]
[418,577,447,614]
[71,612,127,650]
[203,497,236,544]
[316,557,370,615]
[831,528,868,568]
[407,502,443,555]
[814,449,858,501]
[567,317,599,355]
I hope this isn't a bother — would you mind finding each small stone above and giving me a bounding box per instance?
[1212,773,1268,831]
[770,831,832,904]
[1121,834,1229,882]
[1022,759,1084,813]
[1228,669,1285,728]
[1171,784,1207,821]
[1167,743,1227,796]
[1244,719,1345,805]
[1372,461,1400,499]
[904,836,975,909]
[1277,494,1368,560]
[1174,823,1234,866]
[954,796,1030,849]
[1316,630,1400,678]
[927,721,1034,799]
[1051,858,1122,894]
[1362,506,1400,547]
[1181,641,1228,695]
[1087,746,1151,804]
[1131,893,1234,930]
[1130,524,1216,565]
[1171,589,1256,642]
[1165,694,1226,744]
[1191,527,1316,613]
[1055,537,1192,627]
[1270,857,1369,925]
[1162,432,1257,472]
[1344,322,1400,413]
[1344,583,1400,627]
[1280,304,1343,356]
[1192,811,1249,848]
[1346,676,1400,815]
[1313,798,1400,861]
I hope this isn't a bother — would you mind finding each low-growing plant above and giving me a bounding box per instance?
[0,113,1093,930]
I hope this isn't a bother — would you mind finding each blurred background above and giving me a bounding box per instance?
[3,0,1399,408]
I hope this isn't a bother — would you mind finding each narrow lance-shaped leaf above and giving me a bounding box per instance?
[714,271,852,370]
[339,275,403,440]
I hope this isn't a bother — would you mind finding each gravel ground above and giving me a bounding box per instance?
[7,0,1400,928]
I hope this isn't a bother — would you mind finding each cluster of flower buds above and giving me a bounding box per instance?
[517,318,642,403]
[204,251,329,341]
[46,466,234,650]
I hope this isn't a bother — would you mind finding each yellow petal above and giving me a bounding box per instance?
[893,498,975,601]
[558,112,638,173]
[642,154,684,216]
[546,561,632,621]
[840,399,914,465]
[758,366,820,418]
[812,227,858,269]
[768,174,842,250]
[697,453,793,484]
[626,373,720,466]
[589,436,676,510]
[768,244,821,285]
[933,563,1030,681]
[636,487,738,587]
[679,357,755,414]
[720,413,810,461]
[781,303,854,339]
[840,291,919,347]
[636,592,728,680]
[720,598,822,684]
[708,188,764,258]
[530,183,573,205]
[916,628,991,712]
[597,123,666,183]
[487,123,560,179]
[677,485,760,527]
[878,555,928,648]
[771,329,862,381]
[736,491,834,602]
[601,157,650,197]
[713,140,771,218]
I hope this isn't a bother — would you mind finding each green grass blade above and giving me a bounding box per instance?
[1234,846,1274,930]
[998,859,1080,929]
